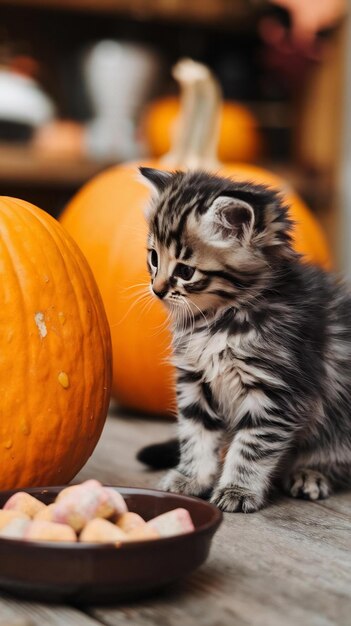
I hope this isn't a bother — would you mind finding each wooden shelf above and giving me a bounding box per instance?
[0,144,109,187]
[0,144,336,238]
[0,144,331,207]
[0,0,258,25]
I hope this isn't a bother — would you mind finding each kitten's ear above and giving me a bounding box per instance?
[203,196,255,245]
[138,167,172,195]
[139,167,173,222]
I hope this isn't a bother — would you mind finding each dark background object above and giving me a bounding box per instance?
[0,0,345,255]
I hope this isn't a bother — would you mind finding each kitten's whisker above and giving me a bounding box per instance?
[121,282,150,293]
[171,301,188,347]
[149,308,173,336]
[120,288,151,303]
[187,298,209,329]
[178,295,195,354]
[110,292,153,328]
[138,295,157,320]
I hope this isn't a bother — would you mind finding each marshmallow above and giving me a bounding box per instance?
[123,525,160,542]
[34,503,56,522]
[0,517,30,539]
[3,492,46,518]
[25,520,77,543]
[80,518,127,545]
[147,508,195,537]
[0,509,30,530]
[117,512,146,533]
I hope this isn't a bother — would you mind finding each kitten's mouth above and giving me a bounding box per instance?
[162,292,187,309]
[164,295,182,308]
[152,288,202,317]
[168,293,181,302]
[167,293,206,319]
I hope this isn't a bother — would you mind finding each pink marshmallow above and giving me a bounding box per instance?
[147,508,195,537]
[3,492,46,518]
[0,509,30,530]
[80,518,127,545]
[25,520,77,543]
[52,481,127,531]
[0,517,30,539]
[104,488,128,518]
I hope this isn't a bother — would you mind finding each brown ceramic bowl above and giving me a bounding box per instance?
[0,486,222,604]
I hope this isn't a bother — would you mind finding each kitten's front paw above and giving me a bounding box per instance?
[289,469,331,501]
[211,485,265,513]
[160,470,212,498]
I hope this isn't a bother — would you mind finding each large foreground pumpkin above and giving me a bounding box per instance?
[0,197,112,489]
[61,60,332,416]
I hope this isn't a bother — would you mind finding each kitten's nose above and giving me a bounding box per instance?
[153,287,168,300]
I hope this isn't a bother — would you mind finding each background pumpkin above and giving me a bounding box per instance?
[142,96,263,163]
[60,60,332,417]
[0,197,112,489]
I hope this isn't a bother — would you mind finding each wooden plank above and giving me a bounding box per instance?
[2,413,348,625]
[76,409,173,488]
[315,491,351,517]
[91,568,349,626]
[0,594,103,626]
[0,145,105,187]
[90,498,351,626]
[79,413,351,626]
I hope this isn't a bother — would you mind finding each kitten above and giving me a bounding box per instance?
[138,166,351,513]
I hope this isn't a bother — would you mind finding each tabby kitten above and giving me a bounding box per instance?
[139,167,351,513]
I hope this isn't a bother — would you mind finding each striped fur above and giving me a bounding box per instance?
[140,167,351,513]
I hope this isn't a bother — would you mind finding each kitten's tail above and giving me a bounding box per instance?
[136,438,180,469]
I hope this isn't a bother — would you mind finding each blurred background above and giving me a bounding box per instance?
[0,0,348,266]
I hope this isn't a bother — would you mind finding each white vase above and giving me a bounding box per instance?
[83,40,161,161]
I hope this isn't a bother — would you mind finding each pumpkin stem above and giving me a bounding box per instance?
[161,59,221,169]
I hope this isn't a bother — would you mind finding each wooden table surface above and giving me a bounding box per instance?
[1,410,350,626]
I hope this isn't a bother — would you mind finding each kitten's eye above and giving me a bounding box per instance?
[150,249,158,268]
[174,263,195,281]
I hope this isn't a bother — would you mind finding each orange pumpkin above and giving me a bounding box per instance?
[0,197,112,489]
[142,96,263,163]
[61,60,332,416]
